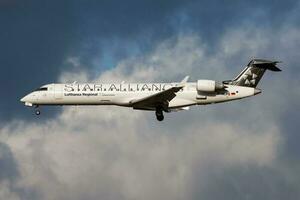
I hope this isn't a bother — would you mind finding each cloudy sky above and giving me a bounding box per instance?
[1,0,300,199]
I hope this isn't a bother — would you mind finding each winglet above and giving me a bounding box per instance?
[180,76,189,83]
[177,76,189,88]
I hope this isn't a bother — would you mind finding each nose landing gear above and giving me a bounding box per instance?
[34,105,41,115]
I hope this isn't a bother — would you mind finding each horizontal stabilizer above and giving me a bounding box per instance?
[248,59,282,71]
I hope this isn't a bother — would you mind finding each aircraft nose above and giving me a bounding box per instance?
[20,94,29,102]
[20,96,26,102]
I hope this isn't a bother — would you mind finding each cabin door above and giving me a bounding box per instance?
[54,84,63,99]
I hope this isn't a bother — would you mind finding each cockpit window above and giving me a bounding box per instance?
[35,87,48,91]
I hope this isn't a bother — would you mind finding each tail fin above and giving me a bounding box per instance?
[223,59,281,88]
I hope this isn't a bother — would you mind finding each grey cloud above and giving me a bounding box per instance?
[0,111,281,200]
[0,142,18,182]
[0,142,37,200]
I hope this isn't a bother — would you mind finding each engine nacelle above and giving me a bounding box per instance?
[196,80,225,92]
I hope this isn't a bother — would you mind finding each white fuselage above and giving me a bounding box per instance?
[20,82,260,110]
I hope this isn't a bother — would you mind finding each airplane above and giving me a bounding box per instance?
[20,59,281,121]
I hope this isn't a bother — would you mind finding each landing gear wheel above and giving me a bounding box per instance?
[35,110,41,115]
[155,108,164,121]
[156,114,164,121]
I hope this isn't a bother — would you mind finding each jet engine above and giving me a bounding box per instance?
[196,80,225,92]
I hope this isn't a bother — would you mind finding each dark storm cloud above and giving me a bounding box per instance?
[189,164,300,200]
[0,0,186,121]
[73,0,300,67]
[0,0,80,121]
[178,0,298,35]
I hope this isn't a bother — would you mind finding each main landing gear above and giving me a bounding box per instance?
[155,107,164,121]
[34,105,41,115]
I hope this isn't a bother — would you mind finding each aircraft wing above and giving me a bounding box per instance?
[130,85,183,110]
[131,76,189,110]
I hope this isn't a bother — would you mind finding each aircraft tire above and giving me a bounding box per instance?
[155,108,164,121]
[156,115,164,121]
[35,110,41,115]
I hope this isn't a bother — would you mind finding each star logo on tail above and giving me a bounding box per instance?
[242,70,257,86]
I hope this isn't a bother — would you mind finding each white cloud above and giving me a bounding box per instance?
[1,109,280,200]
